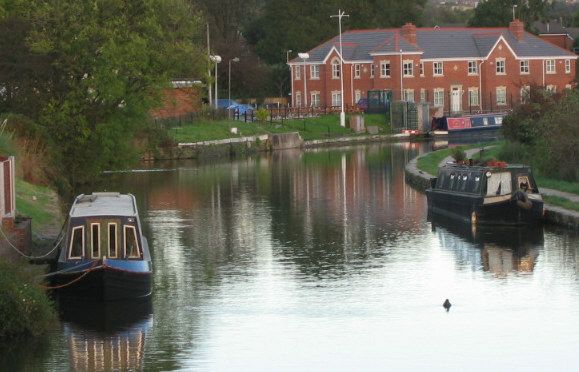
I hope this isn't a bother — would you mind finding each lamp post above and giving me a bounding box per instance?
[210,55,222,109]
[298,52,309,107]
[286,50,293,63]
[331,9,349,127]
[512,5,517,21]
[228,57,239,102]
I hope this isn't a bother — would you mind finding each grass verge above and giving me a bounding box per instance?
[543,196,579,212]
[168,114,391,143]
[15,179,62,237]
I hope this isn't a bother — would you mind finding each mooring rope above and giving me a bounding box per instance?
[40,263,103,290]
[0,216,68,260]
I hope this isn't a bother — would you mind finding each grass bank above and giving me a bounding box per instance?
[15,179,63,237]
[168,114,391,143]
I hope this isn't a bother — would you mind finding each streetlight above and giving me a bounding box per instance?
[286,50,293,63]
[331,9,349,127]
[228,57,240,102]
[512,4,517,21]
[298,52,309,107]
[210,55,222,109]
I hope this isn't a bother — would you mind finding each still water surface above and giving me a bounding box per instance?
[5,142,579,371]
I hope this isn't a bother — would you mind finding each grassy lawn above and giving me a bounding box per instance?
[15,179,62,235]
[167,113,391,143]
[543,196,579,212]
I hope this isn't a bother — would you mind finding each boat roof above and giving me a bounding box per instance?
[69,192,138,218]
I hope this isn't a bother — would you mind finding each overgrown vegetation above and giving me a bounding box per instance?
[500,87,578,182]
[0,261,56,341]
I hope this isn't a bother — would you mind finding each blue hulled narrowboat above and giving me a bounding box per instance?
[426,163,543,226]
[54,192,152,301]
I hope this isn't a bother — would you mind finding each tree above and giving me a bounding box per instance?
[468,0,551,28]
[0,0,205,193]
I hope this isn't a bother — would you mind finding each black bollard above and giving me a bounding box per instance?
[443,299,451,312]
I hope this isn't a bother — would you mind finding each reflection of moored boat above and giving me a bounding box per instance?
[53,193,152,301]
[426,163,543,225]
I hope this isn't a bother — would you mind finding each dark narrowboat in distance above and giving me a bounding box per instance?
[54,192,152,301]
[426,162,543,225]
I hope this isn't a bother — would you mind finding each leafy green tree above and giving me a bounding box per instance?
[468,0,551,28]
[0,0,205,193]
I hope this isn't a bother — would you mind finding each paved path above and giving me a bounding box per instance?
[440,148,579,203]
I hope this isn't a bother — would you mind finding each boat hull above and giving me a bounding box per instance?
[426,189,543,226]
[54,266,152,301]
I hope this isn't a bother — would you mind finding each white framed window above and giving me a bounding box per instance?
[403,89,414,102]
[565,84,572,90]
[331,59,341,79]
[496,86,507,105]
[310,65,320,79]
[545,59,555,74]
[520,60,529,74]
[354,90,362,104]
[68,226,85,259]
[433,89,444,107]
[380,61,390,77]
[546,85,556,94]
[108,222,118,258]
[90,223,100,259]
[295,92,302,107]
[433,62,443,76]
[565,59,571,74]
[420,88,426,102]
[496,59,505,75]
[331,91,341,107]
[403,60,413,77]
[311,92,320,107]
[468,61,478,75]
[419,62,424,76]
[520,85,530,103]
[354,64,361,78]
[124,225,141,259]
[295,66,301,80]
[370,64,375,78]
[468,88,479,106]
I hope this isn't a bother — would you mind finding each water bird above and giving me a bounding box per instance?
[443,299,451,311]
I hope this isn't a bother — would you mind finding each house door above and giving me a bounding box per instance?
[451,87,461,114]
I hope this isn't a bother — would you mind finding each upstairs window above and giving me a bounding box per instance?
[468,61,478,75]
[520,60,529,74]
[331,59,341,79]
[354,64,361,78]
[370,64,375,78]
[403,60,413,77]
[295,66,301,80]
[419,62,424,76]
[545,59,555,74]
[433,62,444,76]
[496,59,505,75]
[565,59,571,74]
[310,65,320,79]
[380,61,390,77]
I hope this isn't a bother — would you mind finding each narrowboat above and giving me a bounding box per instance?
[53,192,152,301]
[430,113,505,136]
[426,162,543,225]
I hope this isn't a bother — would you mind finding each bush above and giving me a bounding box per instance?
[450,146,466,162]
[0,261,56,341]
[255,108,269,123]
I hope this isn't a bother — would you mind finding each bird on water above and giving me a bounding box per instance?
[443,299,451,311]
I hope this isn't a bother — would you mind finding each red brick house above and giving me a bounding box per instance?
[288,20,577,114]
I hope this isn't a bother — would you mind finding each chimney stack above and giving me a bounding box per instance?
[401,23,417,45]
[509,19,525,40]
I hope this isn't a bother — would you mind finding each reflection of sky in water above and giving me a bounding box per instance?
[29,143,579,371]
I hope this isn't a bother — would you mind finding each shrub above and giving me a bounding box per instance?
[450,146,466,162]
[255,108,269,123]
[0,261,56,341]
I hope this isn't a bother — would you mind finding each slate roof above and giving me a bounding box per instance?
[291,27,576,64]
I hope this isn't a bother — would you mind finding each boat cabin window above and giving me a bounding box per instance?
[109,223,118,258]
[90,223,100,259]
[68,226,84,259]
[486,172,512,196]
[124,225,141,259]
[517,175,531,191]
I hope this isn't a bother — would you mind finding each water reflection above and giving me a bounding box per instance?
[58,299,152,371]
[430,213,543,277]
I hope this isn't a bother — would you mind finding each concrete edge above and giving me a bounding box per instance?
[404,154,579,232]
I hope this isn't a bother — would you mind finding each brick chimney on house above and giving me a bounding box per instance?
[509,19,525,40]
[401,23,417,45]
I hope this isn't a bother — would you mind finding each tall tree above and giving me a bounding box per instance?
[468,0,551,28]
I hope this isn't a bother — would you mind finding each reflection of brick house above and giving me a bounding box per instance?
[150,80,202,120]
[288,20,577,113]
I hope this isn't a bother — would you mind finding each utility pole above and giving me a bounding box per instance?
[331,9,349,127]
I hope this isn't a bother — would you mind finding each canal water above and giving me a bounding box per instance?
[3,142,579,371]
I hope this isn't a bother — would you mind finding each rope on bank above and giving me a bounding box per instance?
[0,216,68,260]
